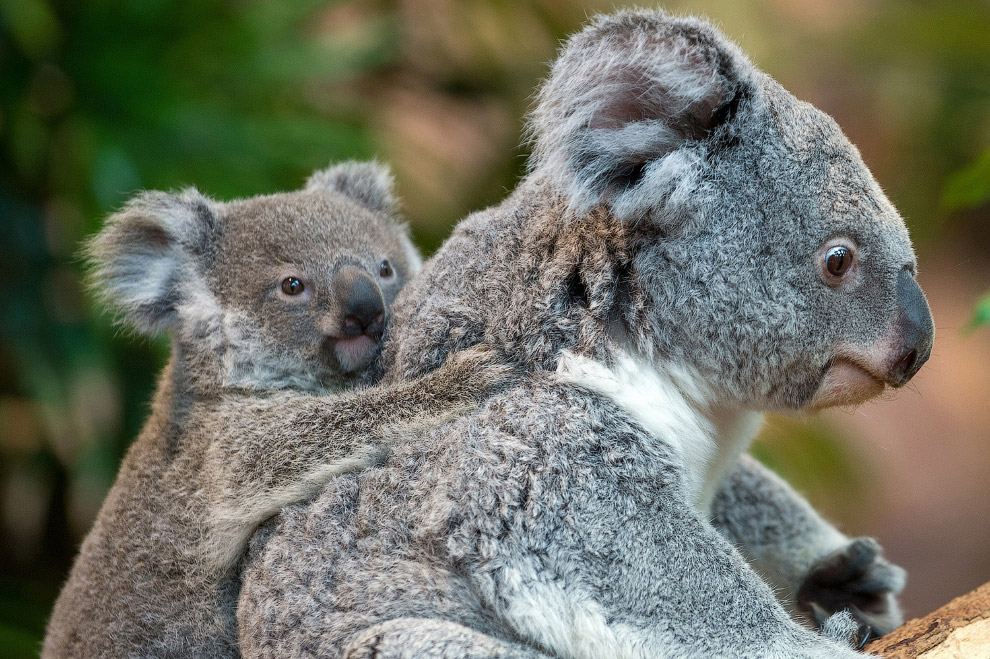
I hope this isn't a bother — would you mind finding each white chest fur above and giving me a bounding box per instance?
[555,350,762,515]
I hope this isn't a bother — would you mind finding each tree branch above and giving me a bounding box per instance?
[864,581,990,657]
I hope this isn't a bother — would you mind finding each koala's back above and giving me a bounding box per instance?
[43,382,241,657]
[386,178,571,379]
[238,375,693,656]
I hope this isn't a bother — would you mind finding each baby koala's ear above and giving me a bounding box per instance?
[529,9,751,224]
[86,188,218,335]
[305,160,399,216]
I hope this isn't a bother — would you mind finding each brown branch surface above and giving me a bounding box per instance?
[864,581,990,658]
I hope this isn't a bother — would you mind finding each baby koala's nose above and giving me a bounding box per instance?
[334,266,385,339]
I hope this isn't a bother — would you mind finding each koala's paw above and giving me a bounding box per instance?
[798,537,906,642]
[440,343,522,399]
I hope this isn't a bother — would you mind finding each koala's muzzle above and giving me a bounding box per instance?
[334,266,386,339]
[325,266,386,374]
[810,270,933,409]
[889,269,934,387]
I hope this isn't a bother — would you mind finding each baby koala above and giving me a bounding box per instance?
[43,162,511,658]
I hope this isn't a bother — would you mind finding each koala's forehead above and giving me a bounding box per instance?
[735,77,911,244]
[213,192,405,266]
[749,76,850,161]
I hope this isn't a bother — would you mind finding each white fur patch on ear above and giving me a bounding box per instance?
[86,188,216,335]
[527,9,748,223]
[305,160,399,216]
[608,149,705,228]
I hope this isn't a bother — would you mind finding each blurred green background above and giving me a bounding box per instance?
[0,1,988,655]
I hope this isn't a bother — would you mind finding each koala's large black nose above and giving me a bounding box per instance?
[334,266,386,339]
[890,269,934,386]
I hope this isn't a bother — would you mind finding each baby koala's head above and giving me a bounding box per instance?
[88,161,421,392]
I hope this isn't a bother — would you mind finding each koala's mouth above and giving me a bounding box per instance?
[326,335,380,374]
[807,357,886,410]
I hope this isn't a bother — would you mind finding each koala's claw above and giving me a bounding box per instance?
[854,621,873,650]
[849,604,880,650]
[798,537,906,640]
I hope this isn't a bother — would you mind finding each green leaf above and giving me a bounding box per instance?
[0,0,60,58]
[0,622,42,659]
[942,149,990,212]
[968,293,990,330]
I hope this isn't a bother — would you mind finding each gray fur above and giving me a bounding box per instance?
[528,11,749,226]
[711,454,906,637]
[236,8,931,658]
[342,619,549,658]
[305,159,401,216]
[43,163,514,657]
[86,187,218,336]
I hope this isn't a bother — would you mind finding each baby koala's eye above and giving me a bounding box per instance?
[378,260,394,278]
[281,277,305,296]
[825,246,853,276]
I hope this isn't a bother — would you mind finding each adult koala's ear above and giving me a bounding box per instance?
[86,189,218,335]
[529,9,750,225]
[305,161,399,216]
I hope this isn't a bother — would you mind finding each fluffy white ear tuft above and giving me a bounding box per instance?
[305,160,399,216]
[528,9,749,223]
[86,188,217,335]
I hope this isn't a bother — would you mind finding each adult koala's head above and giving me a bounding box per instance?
[529,9,933,410]
[88,161,420,392]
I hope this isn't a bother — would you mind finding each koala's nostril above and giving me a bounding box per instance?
[342,316,363,336]
[365,311,385,338]
[341,311,385,339]
[896,349,918,381]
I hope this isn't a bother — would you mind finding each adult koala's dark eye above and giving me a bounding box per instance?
[825,246,853,276]
[281,277,305,295]
[379,260,394,278]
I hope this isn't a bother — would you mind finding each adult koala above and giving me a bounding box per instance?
[238,9,933,658]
